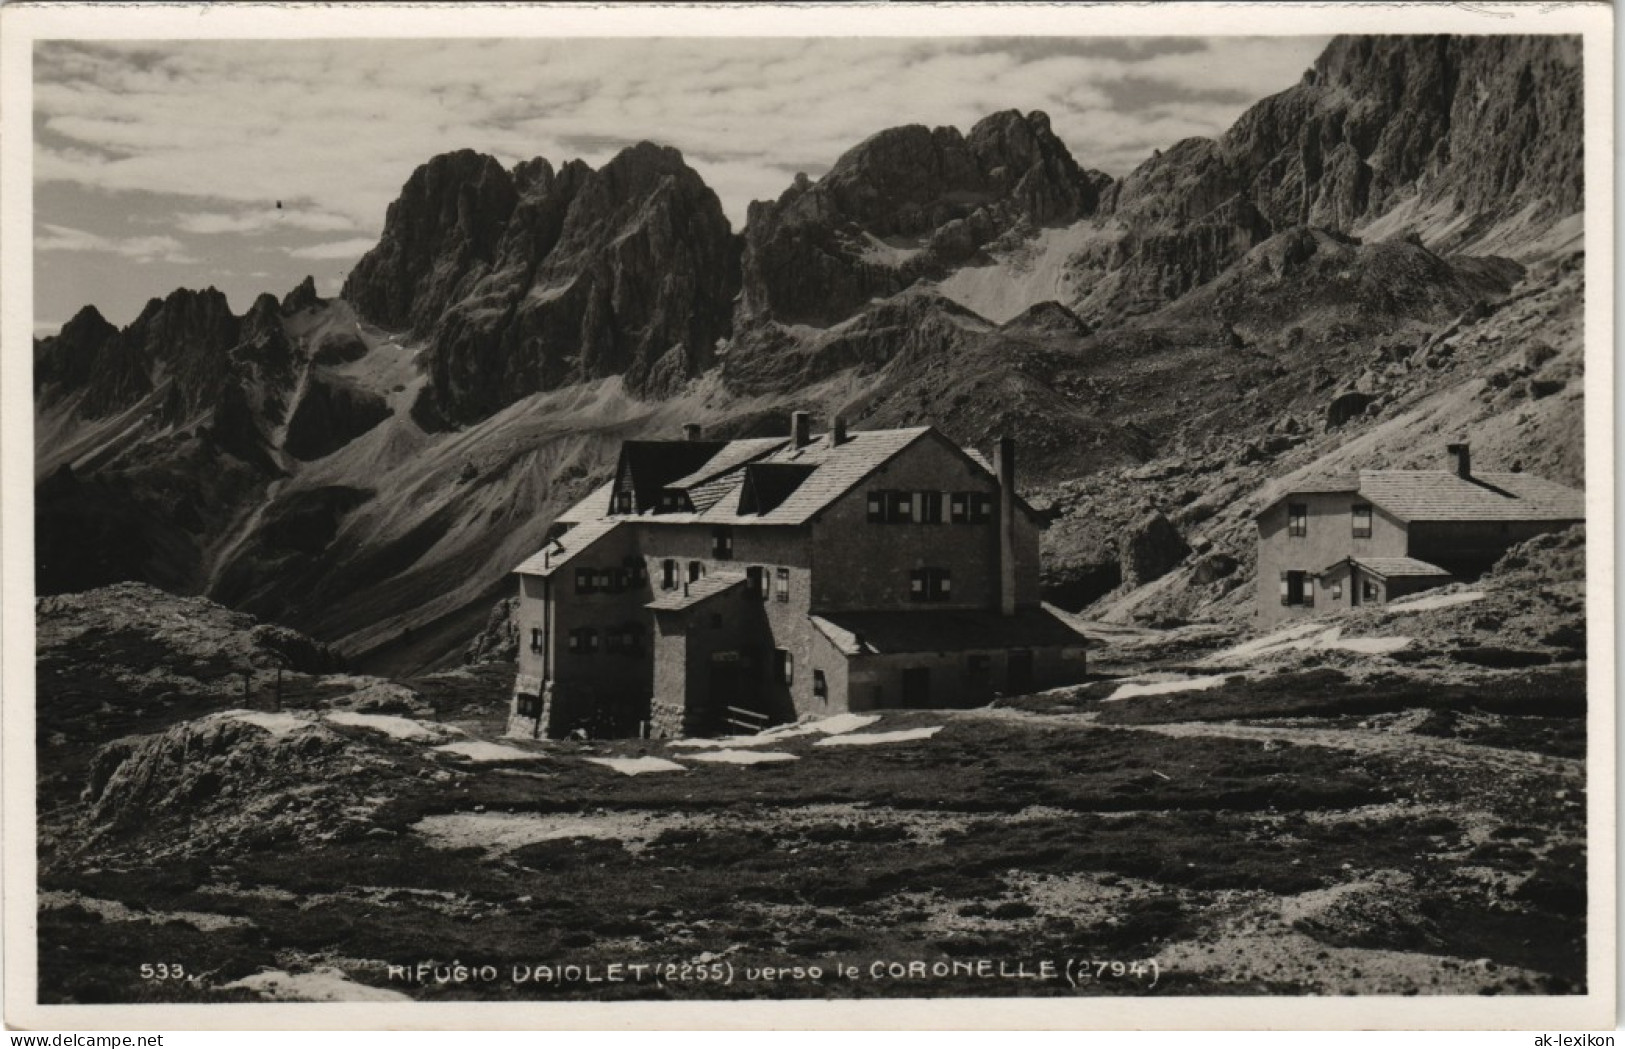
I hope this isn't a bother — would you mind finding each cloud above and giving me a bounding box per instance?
[33,36,1332,232]
[174,207,358,235]
[36,222,197,264]
[287,237,377,260]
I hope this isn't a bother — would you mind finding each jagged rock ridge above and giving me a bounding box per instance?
[344,143,739,426]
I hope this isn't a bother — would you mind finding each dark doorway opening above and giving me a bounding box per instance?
[902,667,931,708]
[1007,649,1034,695]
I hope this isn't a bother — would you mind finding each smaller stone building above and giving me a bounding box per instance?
[509,414,1090,739]
[1255,444,1584,625]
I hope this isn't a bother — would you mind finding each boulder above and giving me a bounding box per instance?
[1120,511,1192,588]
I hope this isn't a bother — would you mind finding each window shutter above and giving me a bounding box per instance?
[1303,578,1314,606]
[1279,571,1290,606]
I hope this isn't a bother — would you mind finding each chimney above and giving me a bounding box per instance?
[1446,442,1471,479]
[994,436,1017,617]
[683,423,702,442]
[791,410,811,449]
[831,415,848,445]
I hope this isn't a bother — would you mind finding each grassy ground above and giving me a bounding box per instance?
[36,662,1586,1003]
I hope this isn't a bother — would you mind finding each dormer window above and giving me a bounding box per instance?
[614,491,633,514]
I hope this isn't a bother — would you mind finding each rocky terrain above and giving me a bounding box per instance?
[33,32,1586,677]
[35,561,1586,1003]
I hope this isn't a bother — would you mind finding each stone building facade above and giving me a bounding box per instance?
[1255,444,1584,625]
[508,414,1089,739]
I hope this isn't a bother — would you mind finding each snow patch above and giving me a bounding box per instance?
[324,711,461,741]
[223,967,409,1003]
[1105,675,1231,702]
[432,741,544,763]
[1328,637,1413,654]
[586,756,687,776]
[814,726,943,747]
[686,749,799,765]
[1386,591,1486,614]
[218,710,315,737]
[414,810,690,855]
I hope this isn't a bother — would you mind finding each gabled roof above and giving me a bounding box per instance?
[557,480,615,524]
[617,440,729,512]
[645,571,746,611]
[513,518,623,577]
[1358,470,1584,522]
[1324,555,1454,579]
[1258,467,1583,524]
[666,437,786,491]
[811,607,1089,656]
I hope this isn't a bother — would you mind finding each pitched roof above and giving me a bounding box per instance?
[810,606,1089,656]
[513,518,623,577]
[557,480,615,524]
[666,437,786,491]
[645,571,746,611]
[619,440,730,511]
[1342,556,1454,579]
[1258,467,1584,524]
[1358,470,1585,522]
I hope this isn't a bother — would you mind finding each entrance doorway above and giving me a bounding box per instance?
[1007,650,1034,694]
[902,667,931,708]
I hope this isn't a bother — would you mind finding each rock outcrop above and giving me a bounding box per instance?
[345,143,738,425]
[738,110,1108,328]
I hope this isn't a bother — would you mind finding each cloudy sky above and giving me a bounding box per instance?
[34,35,1330,335]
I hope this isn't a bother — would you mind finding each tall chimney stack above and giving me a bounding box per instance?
[994,436,1017,617]
[831,416,848,445]
[1446,442,1471,479]
[791,410,811,449]
[683,423,703,442]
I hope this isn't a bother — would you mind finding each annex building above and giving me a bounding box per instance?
[1255,443,1584,625]
[508,413,1089,739]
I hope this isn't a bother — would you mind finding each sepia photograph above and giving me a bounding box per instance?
[2,1,1613,1031]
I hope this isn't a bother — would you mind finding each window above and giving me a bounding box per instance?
[567,627,599,654]
[1362,579,1381,603]
[813,669,827,699]
[967,654,991,680]
[1279,570,1313,607]
[623,557,647,586]
[775,567,791,603]
[660,491,684,512]
[967,493,993,524]
[887,491,914,523]
[575,567,595,594]
[661,559,677,590]
[1288,503,1308,538]
[614,490,633,514]
[1351,504,1372,539]
[712,526,734,559]
[910,567,952,602]
[867,490,925,523]
[688,560,704,583]
[746,566,768,600]
[920,491,944,524]
[775,648,794,685]
[605,624,644,655]
[530,627,544,653]
[867,492,886,523]
[1331,580,1344,601]
[950,492,968,523]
